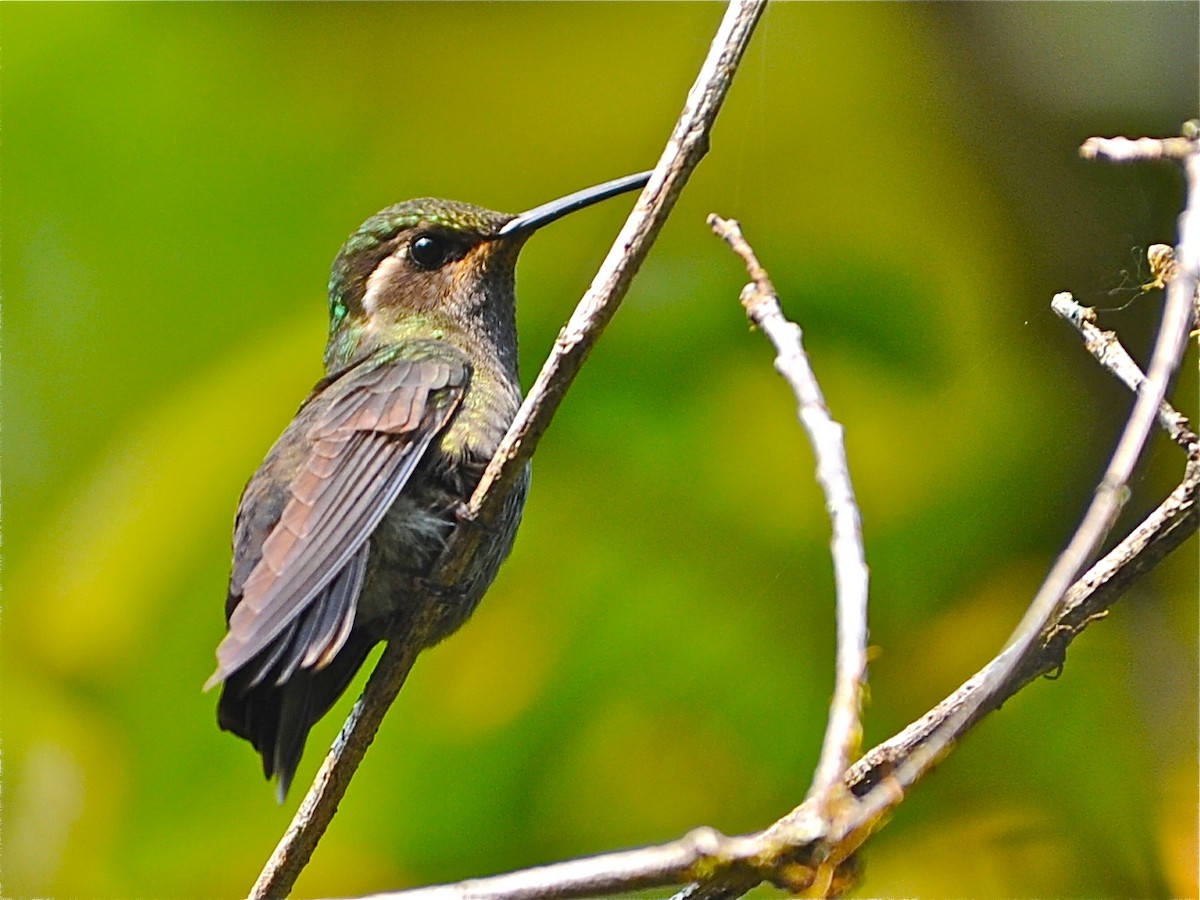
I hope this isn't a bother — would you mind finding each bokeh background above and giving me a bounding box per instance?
[4,4,1197,898]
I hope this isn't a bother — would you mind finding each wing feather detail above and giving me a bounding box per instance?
[206,347,469,691]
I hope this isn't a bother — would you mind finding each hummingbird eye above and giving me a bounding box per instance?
[408,234,452,270]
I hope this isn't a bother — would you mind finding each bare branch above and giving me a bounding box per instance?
[248,2,767,897]
[1051,289,1197,448]
[707,215,869,810]
[437,0,769,590]
[841,124,1200,833]
[465,0,768,531]
[1079,121,1199,162]
[251,639,422,898]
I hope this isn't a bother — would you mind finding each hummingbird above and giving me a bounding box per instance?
[206,171,651,801]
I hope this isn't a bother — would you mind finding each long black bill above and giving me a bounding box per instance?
[497,170,652,237]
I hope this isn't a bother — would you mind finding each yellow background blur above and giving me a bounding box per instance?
[4,4,1197,898]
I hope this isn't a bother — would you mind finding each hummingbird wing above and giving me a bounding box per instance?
[207,343,470,691]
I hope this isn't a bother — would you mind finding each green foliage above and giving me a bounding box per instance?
[4,4,1196,898]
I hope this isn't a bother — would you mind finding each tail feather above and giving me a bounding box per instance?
[217,631,375,801]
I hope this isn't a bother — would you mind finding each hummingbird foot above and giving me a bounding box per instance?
[450,500,509,539]
[452,499,476,525]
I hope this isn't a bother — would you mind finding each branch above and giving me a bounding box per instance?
[1051,286,1197,449]
[846,365,1198,801]
[1079,122,1199,162]
[707,216,869,811]
[248,2,766,897]
[840,123,1200,833]
[843,464,1199,799]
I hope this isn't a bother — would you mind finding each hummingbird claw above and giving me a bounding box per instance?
[451,500,508,538]
[452,500,475,525]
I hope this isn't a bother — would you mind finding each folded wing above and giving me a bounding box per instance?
[207,345,470,691]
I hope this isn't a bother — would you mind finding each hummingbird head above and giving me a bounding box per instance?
[324,171,650,373]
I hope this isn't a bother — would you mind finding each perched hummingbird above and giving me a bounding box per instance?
[206,171,650,801]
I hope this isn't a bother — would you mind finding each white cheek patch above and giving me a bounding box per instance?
[361,251,406,317]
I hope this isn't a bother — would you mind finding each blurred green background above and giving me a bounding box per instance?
[4,3,1197,898]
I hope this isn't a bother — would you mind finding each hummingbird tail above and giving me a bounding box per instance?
[217,631,374,802]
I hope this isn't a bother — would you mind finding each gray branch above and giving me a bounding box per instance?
[841,123,1200,834]
[707,215,870,813]
[1051,284,1197,448]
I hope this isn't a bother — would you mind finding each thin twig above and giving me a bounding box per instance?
[252,639,422,897]
[248,2,766,897]
[1051,290,1197,448]
[1079,121,1198,162]
[707,216,869,811]
[841,124,1200,835]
